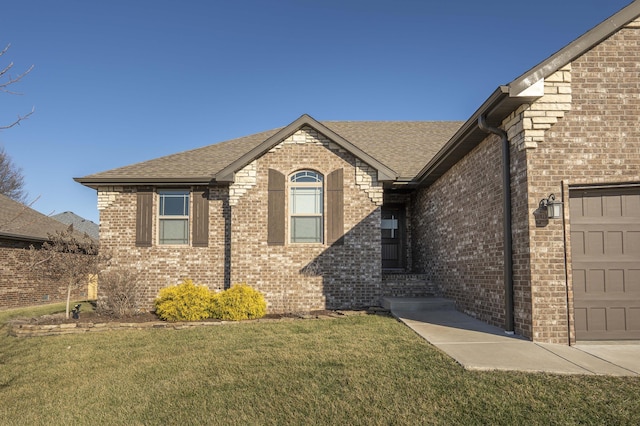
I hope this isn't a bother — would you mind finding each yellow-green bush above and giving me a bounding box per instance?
[154,279,213,321]
[210,283,266,321]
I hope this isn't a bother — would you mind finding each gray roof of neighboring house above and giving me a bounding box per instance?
[0,194,90,243]
[51,212,99,240]
[75,119,463,187]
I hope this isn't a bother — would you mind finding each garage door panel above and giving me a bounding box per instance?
[623,194,640,215]
[629,231,640,254]
[589,308,607,331]
[629,269,640,292]
[630,308,640,331]
[573,269,586,293]
[571,186,640,340]
[586,232,604,255]
[604,194,623,217]
[573,265,638,294]
[572,231,585,256]
[584,196,604,217]
[587,269,605,293]
[608,308,626,331]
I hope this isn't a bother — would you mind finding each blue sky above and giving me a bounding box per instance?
[0,0,633,223]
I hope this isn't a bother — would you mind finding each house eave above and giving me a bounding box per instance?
[0,232,48,243]
[416,2,640,189]
[214,114,399,183]
[509,1,640,96]
[74,177,216,189]
[415,86,539,188]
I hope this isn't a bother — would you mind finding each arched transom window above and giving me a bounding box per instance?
[289,170,323,243]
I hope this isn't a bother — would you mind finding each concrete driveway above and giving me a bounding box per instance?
[383,297,639,376]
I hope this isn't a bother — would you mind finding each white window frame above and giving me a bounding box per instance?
[158,189,190,245]
[289,170,323,244]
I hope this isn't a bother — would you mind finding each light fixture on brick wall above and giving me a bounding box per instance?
[540,194,563,219]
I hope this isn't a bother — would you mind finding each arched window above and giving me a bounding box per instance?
[289,170,323,243]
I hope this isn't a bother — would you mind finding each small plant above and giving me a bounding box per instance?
[210,283,267,321]
[154,279,213,321]
[97,269,140,318]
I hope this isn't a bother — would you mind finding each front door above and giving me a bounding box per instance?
[381,205,405,270]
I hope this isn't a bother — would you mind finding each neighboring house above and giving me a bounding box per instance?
[77,3,640,344]
[0,194,93,309]
[52,211,99,240]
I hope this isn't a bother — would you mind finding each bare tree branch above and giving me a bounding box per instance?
[27,226,110,318]
[0,43,35,130]
[0,107,35,130]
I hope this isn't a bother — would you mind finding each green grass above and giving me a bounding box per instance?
[1,306,639,425]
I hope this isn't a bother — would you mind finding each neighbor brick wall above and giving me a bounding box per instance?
[230,127,383,312]
[0,239,84,309]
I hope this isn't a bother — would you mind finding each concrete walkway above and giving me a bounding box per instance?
[383,297,640,376]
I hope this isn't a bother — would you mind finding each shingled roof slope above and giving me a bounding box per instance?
[52,212,99,240]
[0,194,88,242]
[77,120,462,185]
[324,121,462,180]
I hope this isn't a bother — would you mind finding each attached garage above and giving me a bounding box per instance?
[570,186,640,340]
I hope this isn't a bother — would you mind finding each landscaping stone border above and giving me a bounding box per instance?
[7,309,384,337]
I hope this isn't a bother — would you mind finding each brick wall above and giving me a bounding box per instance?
[98,186,229,309]
[230,127,383,312]
[412,134,508,329]
[99,127,392,312]
[523,21,640,343]
[0,239,84,309]
[412,21,640,344]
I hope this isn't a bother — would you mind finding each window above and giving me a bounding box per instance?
[290,170,323,243]
[158,190,189,245]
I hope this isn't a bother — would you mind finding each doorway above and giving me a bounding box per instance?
[381,205,406,270]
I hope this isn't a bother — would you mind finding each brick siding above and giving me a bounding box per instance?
[230,127,383,312]
[100,128,397,313]
[412,134,508,329]
[412,21,640,344]
[0,239,84,309]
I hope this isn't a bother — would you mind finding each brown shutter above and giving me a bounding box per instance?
[136,188,153,247]
[327,168,344,245]
[192,188,209,247]
[268,169,285,245]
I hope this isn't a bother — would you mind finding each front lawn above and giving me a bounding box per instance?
[1,305,639,425]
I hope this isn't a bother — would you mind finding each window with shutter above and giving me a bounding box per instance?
[289,170,323,244]
[158,190,190,245]
[268,169,285,245]
[135,189,153,247]
[326,168,344,245]
[192,189,209,247]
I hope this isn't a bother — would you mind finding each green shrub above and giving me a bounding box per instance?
[210,283,266,321]
[154,279,213,321]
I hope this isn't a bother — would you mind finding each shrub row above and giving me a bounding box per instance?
[154,279,266,322]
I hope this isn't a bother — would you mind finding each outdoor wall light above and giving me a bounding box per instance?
[540,194,563,219]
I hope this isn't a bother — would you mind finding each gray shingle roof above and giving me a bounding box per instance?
[51,212,99,240]
[0,194,90,242]
[76,120,462,185]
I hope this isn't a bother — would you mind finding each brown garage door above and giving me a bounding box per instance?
[570,186,640,340]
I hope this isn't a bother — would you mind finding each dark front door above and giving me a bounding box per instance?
[381,205,405,270]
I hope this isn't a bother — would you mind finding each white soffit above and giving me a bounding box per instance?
[513,79,544,97]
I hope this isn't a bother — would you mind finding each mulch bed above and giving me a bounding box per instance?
[24,308,380,326]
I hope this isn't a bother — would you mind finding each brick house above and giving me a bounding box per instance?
[77,2,640,344]
[0,193,94,308]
